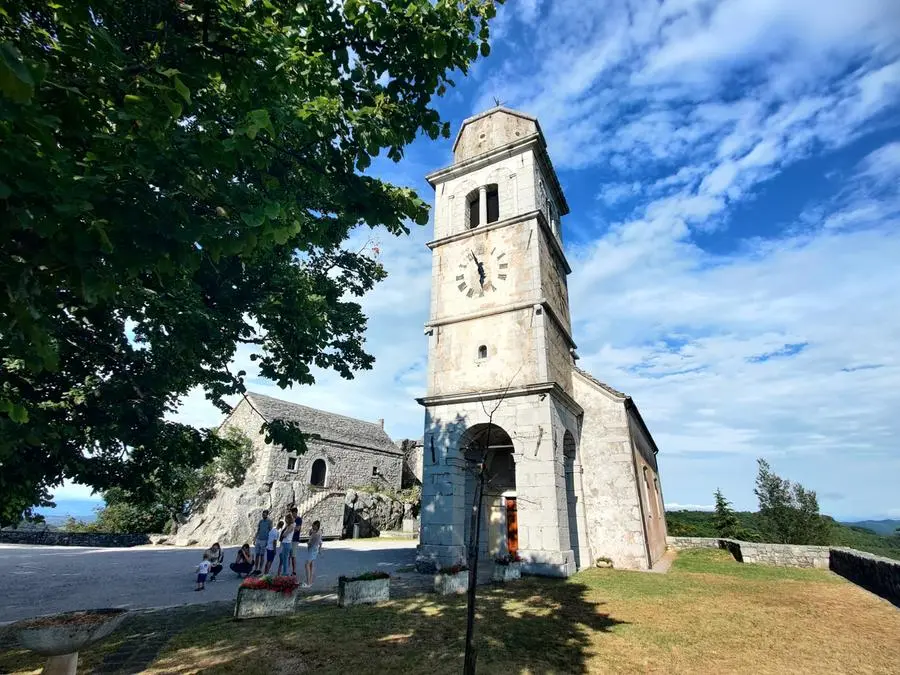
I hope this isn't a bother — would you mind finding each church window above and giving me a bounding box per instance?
[310,458,327,487]
[486,184,499,223]
[477,345,487,359]
[468,190,480,228]
[287,457,297,471]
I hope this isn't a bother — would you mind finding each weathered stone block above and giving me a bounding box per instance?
[234,588,298,620]
[338,578,390,607]
[434,571,468,595]
[492,562,522,582]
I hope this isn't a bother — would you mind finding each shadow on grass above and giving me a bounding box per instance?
[141,576,626,675]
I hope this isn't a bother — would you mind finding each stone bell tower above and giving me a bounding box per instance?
[416,108,589,577]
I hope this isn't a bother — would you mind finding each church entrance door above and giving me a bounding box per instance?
[506,497,518,557]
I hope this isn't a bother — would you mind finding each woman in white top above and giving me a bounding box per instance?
[276,512,295,576]
[304,520,323,587]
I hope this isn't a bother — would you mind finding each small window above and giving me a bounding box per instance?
[287,457,297,471]
[372,466,379,477]
[468,191,480,228]
[486,185,499,223]
[477,345,487,359]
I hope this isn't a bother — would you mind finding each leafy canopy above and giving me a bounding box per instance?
[0,0,502,525]
[754,459,831,545]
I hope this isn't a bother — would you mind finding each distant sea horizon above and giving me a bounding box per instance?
[34,498,102,525]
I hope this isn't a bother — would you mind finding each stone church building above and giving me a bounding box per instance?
[416,107,667,575]
[173,392,405,546]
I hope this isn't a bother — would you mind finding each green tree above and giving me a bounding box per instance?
[712,488,741,539]
[754,459,830,545]
[0,0,502,526]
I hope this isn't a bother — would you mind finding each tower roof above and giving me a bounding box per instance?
[451,106,542,160]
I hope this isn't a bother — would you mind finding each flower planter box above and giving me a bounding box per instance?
[233,587,298,620]
[338,577,390,607]
[492,562,522,583]
[434,570,468,595]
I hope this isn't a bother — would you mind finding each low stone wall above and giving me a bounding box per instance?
[666,536,721,550]
[0,530,149,548]
[830,548,900,607]
[668,536,900,605]
[736,541,830,569]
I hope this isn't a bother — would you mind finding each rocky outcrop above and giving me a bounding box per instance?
[171,479,309,546]
[343,490,408,537]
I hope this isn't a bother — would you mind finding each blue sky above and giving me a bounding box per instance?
[54,0,900,522]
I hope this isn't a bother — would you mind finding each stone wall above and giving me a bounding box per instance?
[830,548,900,607]
[573,371,649,570]
[666,536,721,550]
[733,541,831,569]
[0,530,149,547]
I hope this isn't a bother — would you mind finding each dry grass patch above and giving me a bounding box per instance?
[1,549,898,674]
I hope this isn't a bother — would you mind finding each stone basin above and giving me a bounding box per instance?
[14,608,128,657]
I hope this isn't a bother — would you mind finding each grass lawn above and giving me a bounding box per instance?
[2,549,898,674]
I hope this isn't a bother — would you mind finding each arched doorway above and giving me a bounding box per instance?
[460,423,516,560]
[310,458,327,487]
[563,431,582,569]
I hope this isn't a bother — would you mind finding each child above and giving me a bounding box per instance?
[304,520,323,588]
[264,520,282,574]
[196,552,211,591]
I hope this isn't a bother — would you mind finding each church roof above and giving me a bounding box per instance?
[573,367,627,398]
[244,392,401,455]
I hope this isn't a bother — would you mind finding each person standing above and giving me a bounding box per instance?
[264,520,281,574]
[290,506,303,576]
[252,509,272,575]
[303,520,323,588]
[195,552,211,591]
[276,511,295,576]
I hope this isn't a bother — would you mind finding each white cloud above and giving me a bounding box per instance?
[665,503,714,511]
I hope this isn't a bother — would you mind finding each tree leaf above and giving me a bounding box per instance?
[0,42,34,103]
[173,76,190,104]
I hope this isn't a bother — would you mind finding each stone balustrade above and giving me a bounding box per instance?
[668,536,900,606]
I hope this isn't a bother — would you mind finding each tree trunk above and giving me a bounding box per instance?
[464,466,485,675]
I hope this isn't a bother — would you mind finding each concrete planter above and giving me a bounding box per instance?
[338,577,390,607]
[492,562,522,583]
[13,608,127,675]
[233,587,298,620]
[434,571,468,595]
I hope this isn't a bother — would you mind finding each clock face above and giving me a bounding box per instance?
[455,247,509,298]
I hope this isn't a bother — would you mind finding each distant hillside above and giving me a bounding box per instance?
[666,510,900,561]
[842,519,900,536]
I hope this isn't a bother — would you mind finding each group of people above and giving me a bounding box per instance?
[195,507,324,591]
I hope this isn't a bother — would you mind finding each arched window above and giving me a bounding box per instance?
[467,189,480,228]
[486,184,499,223]
[310,458,327,487]
[477,345,487,359]
[466,184,500,229]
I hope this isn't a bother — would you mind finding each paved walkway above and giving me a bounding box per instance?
[0,539,417,624]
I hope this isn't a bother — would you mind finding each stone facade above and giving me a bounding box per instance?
[173,393,402,546]
[416,107,666,575]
